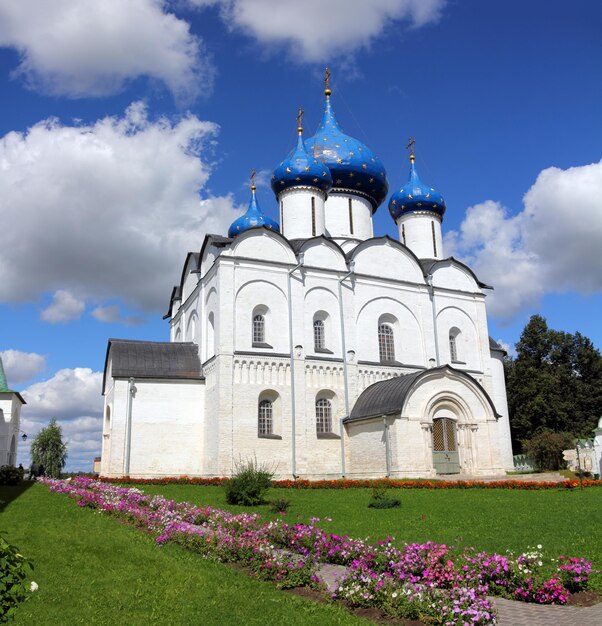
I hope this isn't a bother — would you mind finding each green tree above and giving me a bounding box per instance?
[30,418,67,478]
[505,315,602,451]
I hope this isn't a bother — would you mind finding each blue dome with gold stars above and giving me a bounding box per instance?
[388,153,446,221]
[228,177,279,238]
[305,89,388,212]
[272,122,332,196]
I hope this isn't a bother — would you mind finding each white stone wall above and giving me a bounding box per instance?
[325,193,373,240]
[0,394,22,466]
[280,187,326,239]
[397,212,443,259]
[101,377,205,477]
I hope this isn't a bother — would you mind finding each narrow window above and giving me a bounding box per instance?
[258,399,273,436]
[316,398,332,434]
[449,328,461,363]
[280,200,283,229]
[401,223,406,245]
[311,197,316,236]
[253,314,265,344]
[431,221,437,257]
[378,323,395,363]
[348,198,354,235]
[313,319,325,351]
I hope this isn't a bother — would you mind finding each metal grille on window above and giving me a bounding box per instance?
[258,399,273,436]
[253,314,265,344]
[316,398,332,433]
[432,419,445,451]
[314,319,325,351]
[378,323,395,362]
[449,333,458,362]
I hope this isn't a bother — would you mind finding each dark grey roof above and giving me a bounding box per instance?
[347,372,422,421]
[489,336,507,355]
[104,339,203,391]
[346,365,500,422]
[163,285,182,320]
[207,234,233,245]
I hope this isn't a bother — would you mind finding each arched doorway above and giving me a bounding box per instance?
[432,416,460,474]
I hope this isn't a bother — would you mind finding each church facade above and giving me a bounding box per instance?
[0,356,25,467]
[100,78,514,480]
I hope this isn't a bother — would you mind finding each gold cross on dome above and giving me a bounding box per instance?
[406,137,416,159]
[250,168,256,191]
[324,67,332,95]
[296,107,304,132]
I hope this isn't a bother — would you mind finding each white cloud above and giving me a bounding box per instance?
[190,0,445,62]
[40,289,85,324]
[445,160,602,322]
[0,102,241,312]
[0,349,46,385]
[0,0,213,100]
[91,305,145,326]
[17,368,104,472]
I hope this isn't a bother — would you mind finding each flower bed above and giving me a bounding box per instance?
[97,475,602,490]
[41,477,594,625]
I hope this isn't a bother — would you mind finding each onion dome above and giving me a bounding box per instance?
[388,143,446,221]
[304,71,388,211]
[271,108,333,196]
[228,171,279,238]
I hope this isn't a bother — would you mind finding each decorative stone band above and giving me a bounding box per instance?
[279,185,328,200]
[397,209,443,221]
[330,187,377,211]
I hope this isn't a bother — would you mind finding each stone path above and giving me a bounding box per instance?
[314,561,602,625]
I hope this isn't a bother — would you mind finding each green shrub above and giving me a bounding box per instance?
[269,498,291,514]
[0,466,24,486]
[0,532,33,623]
[522,430,574,471]
[224,459,273,506]
[368,485,401,509]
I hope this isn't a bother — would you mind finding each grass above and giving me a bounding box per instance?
[0,483,368,626]
[139,483,602,591]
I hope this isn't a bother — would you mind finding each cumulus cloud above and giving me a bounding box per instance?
[91,305,145,326]
[40,290,86,323]
[0,0,213,100]
[0,102,241,312]
[445,160,602,322]
[0,349,46,385]
[17,368,103,472]
[189,0,445,62]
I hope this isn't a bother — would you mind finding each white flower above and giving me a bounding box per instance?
[30,581,39,592]
[392,592,398,599]
[537,544,542,549]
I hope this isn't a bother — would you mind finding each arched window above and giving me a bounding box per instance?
[253,314,265,344]
[313,319,325,351]
[316,398,332,434]
[378,323,395,363]
[104,406,111,433]
[449,328,461,363]
[258,399,273,436]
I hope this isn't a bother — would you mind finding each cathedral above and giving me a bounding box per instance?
[100,74,514,480]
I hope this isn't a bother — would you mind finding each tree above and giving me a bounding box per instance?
[522,429,574,471]
[505,315,602,451]
[30,418,67,478]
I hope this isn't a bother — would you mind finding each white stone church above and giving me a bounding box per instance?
[101,78,514,480]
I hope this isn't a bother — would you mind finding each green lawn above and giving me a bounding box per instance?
[0,483,368,626]
[141,483,602,591]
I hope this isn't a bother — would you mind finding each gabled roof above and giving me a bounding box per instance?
[419,257,492,290]
[0,356,26,404]
[345,365,499,422]
[103,339,203,393]
[489,336,508,355]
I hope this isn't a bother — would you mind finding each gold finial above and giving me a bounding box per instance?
[324,67,332,97]
[406,137,416,162]
[250,168,256,192]
[296,107,304,134]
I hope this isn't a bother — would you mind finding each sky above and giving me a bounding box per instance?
[1,0,601,472]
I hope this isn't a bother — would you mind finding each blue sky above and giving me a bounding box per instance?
[1,0,601,471]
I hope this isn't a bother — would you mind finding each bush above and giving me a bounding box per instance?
[0,532,33,623]
[522,430,574,471]
[224,459,273,506]
[0,465,24,486]
[368,485,401,509]
[269,498,291,514]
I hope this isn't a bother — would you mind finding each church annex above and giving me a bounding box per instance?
[100,74,514,480]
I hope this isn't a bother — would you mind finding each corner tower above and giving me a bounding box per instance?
[389,139,446,259]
